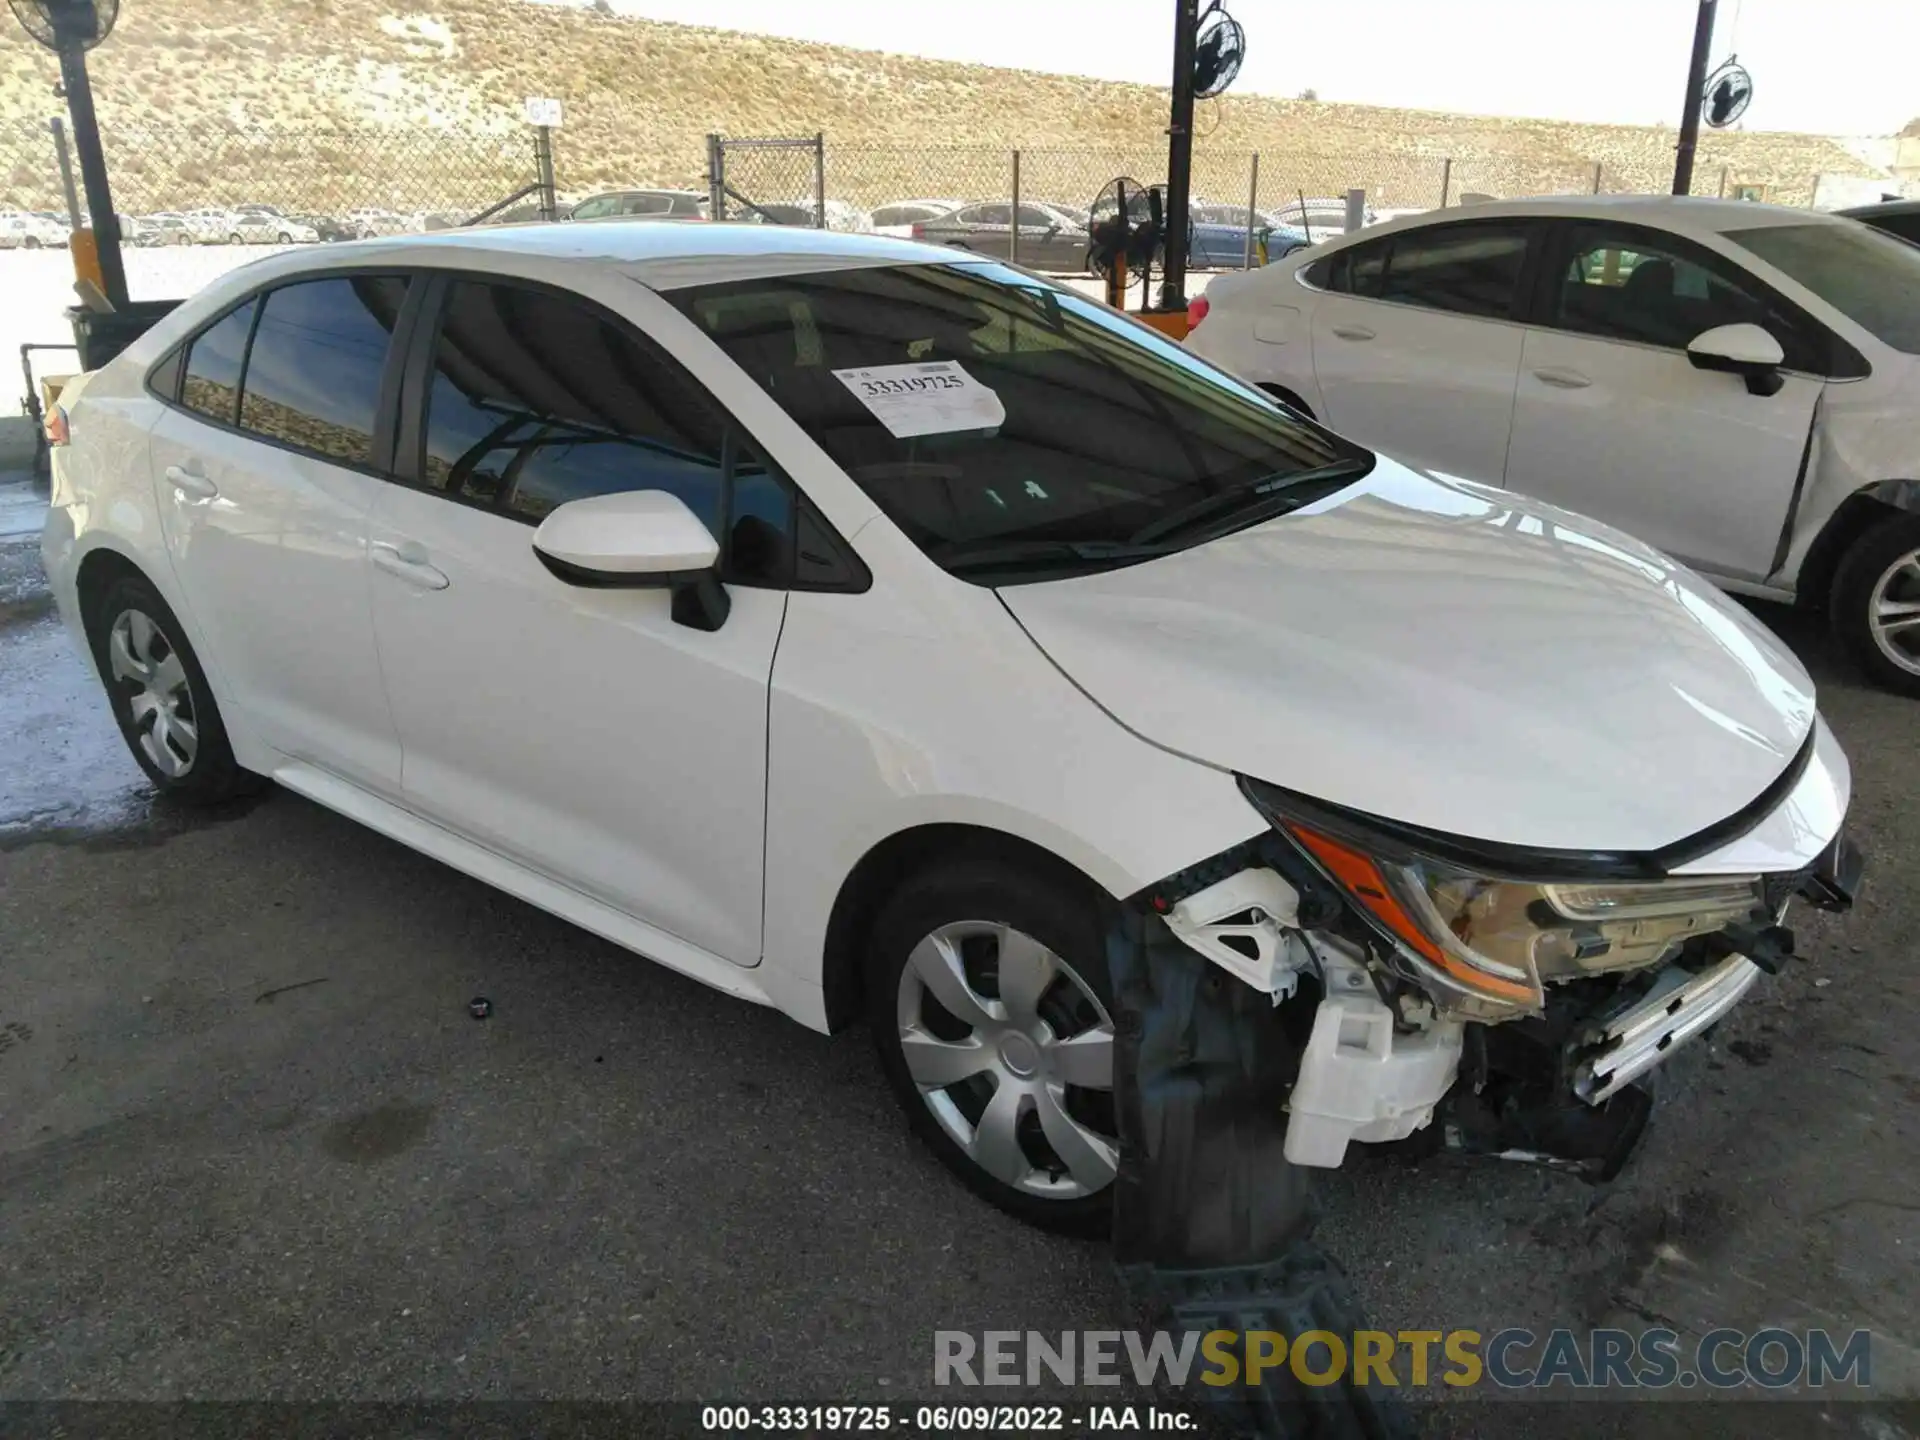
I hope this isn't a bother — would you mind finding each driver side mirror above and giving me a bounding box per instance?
[1687,323,1787,397]
[531,490,731,631]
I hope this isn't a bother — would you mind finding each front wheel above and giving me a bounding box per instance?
[277,231,292,243]
[228,232,244,245]
[1831,513,1920,697]
[867,858,1119,1235]
[88,574,262,803]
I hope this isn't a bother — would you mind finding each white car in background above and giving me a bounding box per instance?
[1187,195,1920,695]
[40,223,1858,1242]
[228,206,320,245]
[870,199,965,237]
[0,210,70,248]
[344,208,414,239]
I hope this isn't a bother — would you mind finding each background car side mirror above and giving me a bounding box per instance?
[531,490,731,631]
[1687,323,1787,397]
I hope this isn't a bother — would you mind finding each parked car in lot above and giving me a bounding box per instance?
[1186,194,1920,695]
[288,211,360,243]
[870,199,964,236]
[179,208,238,245]
[734,198,872,232]
[42,222,1859,1241]
[1837,198,1920,247]
[1269,196,1377,241]
[913,200,1091,271]
[344,208,413,239]
[134,213,196,247]
[1186,202,1312,268]
[567,188,709,222]
[0,210,70,248]
[228,206,320,245]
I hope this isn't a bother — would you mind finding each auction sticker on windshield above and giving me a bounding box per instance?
[832,362,1006,438]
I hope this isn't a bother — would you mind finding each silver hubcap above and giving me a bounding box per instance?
[108,608,198,778]
[896,920,1118,1200]
[1869,548,1920,677]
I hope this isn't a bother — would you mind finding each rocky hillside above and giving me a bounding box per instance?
[0,0,1891,211]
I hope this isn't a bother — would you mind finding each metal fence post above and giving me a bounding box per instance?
[1439,157,1452,208]
[534,125,557,221]
[1008,149,1022,263]
[707,133,726,221]
[813,131,826,229]
[1592,161,1603,195]
[1718,164,1729,198]
[1243,153,1260,268]
[48,117,81,230]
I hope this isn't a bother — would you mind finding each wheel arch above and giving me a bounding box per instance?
[1795,480,1920,610]
[819,822,1114,1034]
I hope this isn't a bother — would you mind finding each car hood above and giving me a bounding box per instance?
[999,460,1817,853]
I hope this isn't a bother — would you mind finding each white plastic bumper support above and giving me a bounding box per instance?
[1283,963,1464,1169]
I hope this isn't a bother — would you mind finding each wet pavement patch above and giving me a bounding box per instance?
[319,1102,435,1164]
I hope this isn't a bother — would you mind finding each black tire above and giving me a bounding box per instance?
[1830,512,1920,697]
[867,856,1118,1236]
[87,573,262,803]
[228,232,244,245]
[277,231,292,244]
[23,237,40,250]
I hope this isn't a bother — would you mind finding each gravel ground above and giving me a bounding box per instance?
[0,468,1915,1439]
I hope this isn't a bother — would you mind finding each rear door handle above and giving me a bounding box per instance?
[1330,324,1376,341]
[1532,367,1592,389]
[372,541,450,591]
[163,463,218,500]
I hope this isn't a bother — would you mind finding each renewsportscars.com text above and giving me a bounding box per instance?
[934,1327,1873,1391]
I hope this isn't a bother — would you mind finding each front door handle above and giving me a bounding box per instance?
[1533,366,1592,389]
[163,463,218,500]
[1329,323,1376,341]
[372,541,450,591]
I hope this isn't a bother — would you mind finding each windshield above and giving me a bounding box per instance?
[1727,221,1920,354]
[665,262,1366,581]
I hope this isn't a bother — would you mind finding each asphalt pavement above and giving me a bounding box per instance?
[1,468,1916,1438]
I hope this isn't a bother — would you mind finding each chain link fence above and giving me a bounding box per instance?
[0,117,1893,274]
[0,118,541,235]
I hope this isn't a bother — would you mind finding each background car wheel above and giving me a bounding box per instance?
[228,232,244,245]
[23,237,40,250]
[277,231,292,243]
[867,857,1118,1236]
[88,574,262,803]
[1831,513,1920,697]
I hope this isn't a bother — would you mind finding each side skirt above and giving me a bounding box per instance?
[270,761,778,1011]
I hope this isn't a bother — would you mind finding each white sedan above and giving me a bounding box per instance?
[41,223,1857,1236]
[1186,195,1920,695]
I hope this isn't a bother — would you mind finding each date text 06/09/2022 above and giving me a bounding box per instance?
[700,1404,1195,1432]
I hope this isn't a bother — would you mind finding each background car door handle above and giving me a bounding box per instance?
[163,464,218,500]
[1330,324,1376,341]
[372,542,449,591]
[1532,367,1592,389]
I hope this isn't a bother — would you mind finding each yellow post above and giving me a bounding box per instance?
[69,227,106,297]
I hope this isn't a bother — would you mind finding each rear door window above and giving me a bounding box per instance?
[178,297,260,425]
[236,275,410,466]
[1375,222,1530,319]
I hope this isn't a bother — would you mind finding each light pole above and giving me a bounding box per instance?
[1672,0,1719,195]
[1159,0,1199,310]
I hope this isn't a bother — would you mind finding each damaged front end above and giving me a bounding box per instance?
[1128,771,1863,1182]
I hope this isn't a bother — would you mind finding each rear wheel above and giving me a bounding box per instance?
[867,858,1118,1235]
[277,231,292,243]
[1831,513,1920,697]
[228,231,244,245]
[88,574,261,803]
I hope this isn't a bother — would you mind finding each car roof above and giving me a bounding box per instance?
[1309,193,1851,244]
[187,218,977,291]
[1837,198,1920,220]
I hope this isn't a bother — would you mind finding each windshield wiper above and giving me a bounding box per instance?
[1126,458,1373,547]
[936,538,1174,577]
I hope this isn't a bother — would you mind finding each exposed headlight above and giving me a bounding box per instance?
[1242,784,1768,1019]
